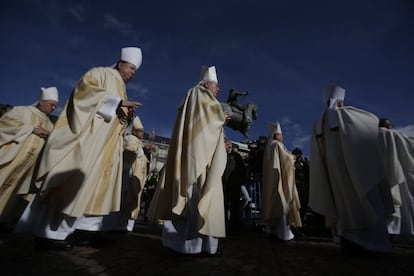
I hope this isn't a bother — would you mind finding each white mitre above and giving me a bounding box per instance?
[268,121,282,137]
[120,47,142,69]
[200,65,218,83]
[40,87,59,102]
[132,116,144,130]
[323,84,345,103]
[316,84,346,135]
[264,121,283,160]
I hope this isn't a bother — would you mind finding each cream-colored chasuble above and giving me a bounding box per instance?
[123,134,148,219]
[310,106,393,251]
[36,67,129,217]
[262,140,302,228]
[148,84,227,237]
[0,106,54,215]
[379,127,414,235]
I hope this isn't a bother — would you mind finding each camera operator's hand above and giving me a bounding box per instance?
[224,111,232,123]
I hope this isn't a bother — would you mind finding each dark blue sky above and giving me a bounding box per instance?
[1,0,413,156]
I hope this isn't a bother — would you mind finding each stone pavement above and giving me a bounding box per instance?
[1,221,414,276]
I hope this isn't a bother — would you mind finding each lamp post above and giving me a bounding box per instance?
[149,128,156,141]
[147,128,156,172]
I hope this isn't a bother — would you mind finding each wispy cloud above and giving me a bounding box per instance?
[68,5,85,22]
[279,116,311,151]
[396,124,414,138]
[127,83,152,99]
[47,72,78,90]
[29,1,87,28]
[59,77,78,90]
[103,14,136,36]
[269,60,305,83]
[292,135,311,149]
[248,52,306,84]
[67,35,88,48]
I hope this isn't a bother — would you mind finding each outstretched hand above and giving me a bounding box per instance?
[118,100,142,122]
[121,100,142,109]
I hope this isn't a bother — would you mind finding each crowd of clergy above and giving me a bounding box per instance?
[0,46,413,257]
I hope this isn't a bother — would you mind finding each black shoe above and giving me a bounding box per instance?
[211,249,222,257]
[73,230,96,246]
[0,223,13,233]
[74,238,92,246]
[292,227,305,238]
[340,238,375,258]
[198,249,222,257]
[35,237,73,251]
[74,230,120,248]
[267,234,296,245]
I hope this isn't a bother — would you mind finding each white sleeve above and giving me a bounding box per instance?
[97,93,121,122]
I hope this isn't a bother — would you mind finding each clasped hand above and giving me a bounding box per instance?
[224,111,232,123]
[33,126,49,139]
[117,100,142,123]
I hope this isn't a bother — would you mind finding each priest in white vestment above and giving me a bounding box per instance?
[0,87,58,229]
[378,119,414,235]
[98,116,148,232]
[147,66,230,255]
[15,47,143,248]
[309,84,394,253]
[262,122,301,240]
